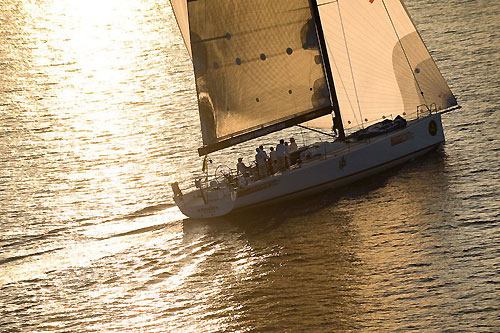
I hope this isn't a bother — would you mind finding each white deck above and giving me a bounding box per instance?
[173,114,445,219]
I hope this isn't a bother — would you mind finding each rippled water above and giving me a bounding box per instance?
[1,0,499,331]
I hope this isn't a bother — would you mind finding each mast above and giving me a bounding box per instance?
[309,0,345,140]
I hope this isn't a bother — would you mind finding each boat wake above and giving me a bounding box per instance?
[0,247,63,266]
[0,204,185,287]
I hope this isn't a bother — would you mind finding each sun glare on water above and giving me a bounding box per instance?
[6,0,184,287]
[17,0,175,213]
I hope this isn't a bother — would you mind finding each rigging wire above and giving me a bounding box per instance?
[328,42,361,129]
[319,0,361,130]
[381,0,427,105]
[336,0,364,129]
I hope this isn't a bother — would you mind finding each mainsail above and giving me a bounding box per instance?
[173,0,335,155]
[315,0,457,129]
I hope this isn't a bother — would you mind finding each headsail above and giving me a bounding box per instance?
[315,0,457,129]
[185,0,334,155]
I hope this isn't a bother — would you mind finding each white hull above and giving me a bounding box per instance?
[174,114,445,219]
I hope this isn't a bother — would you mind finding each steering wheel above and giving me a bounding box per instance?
[214,165,233,184]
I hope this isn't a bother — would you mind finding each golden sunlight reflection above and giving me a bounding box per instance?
[1,0,498,330]
[231,244,263,278]
[164,246,218,291]
[10,0,189,225]
[338,164,456,327]
[33,0,150,129]
[0,207,184,287]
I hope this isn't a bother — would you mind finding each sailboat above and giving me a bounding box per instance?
[169,0,460,219]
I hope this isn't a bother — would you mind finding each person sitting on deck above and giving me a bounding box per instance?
[236,157,249,186]
[236,157,248,176]
[255,147,268,179]
[276,139,286,171]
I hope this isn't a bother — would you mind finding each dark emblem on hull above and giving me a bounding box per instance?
[428,120,438,136]
[338,156,346,170]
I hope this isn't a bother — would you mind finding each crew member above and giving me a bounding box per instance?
[236,157,248,176]
[255,147,268,178]
[276,139,286,171]
[269,146,277,174]
[284,142,290,168]
[289,137,298,153]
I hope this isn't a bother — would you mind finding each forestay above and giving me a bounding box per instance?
[312,0,457,130]
[177,0,334,155]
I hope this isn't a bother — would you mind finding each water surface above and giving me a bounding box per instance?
[1,0,499,331]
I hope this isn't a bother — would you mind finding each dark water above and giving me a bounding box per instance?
[1,0,499,331]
